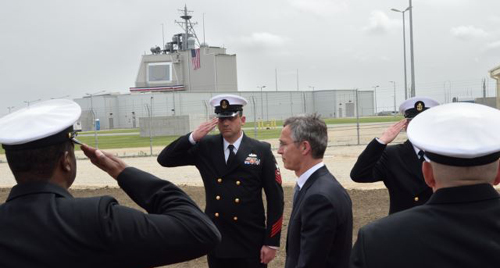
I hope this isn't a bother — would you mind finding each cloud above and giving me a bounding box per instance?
[237,32,289,48]
[363,10,397,35]
[418,0,472,8]
[484,40,500,51]
[229,32,292,56]
[489,15,500,23]
[450,25,489,40]
[289,0,348,16]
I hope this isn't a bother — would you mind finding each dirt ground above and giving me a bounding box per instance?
[0,185,389,268]
[0,123,400,189]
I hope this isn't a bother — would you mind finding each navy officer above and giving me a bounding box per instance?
[351,102,500,267]
[158,94,284,268]
[0,99,221,267]
[350,96,439,214]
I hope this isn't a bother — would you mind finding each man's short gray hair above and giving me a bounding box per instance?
[283,114,328,159]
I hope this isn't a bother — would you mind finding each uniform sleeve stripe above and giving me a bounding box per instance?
[275,169,282,184]
[270,215,283,237]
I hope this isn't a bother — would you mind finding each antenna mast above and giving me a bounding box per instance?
[175,5,200,50]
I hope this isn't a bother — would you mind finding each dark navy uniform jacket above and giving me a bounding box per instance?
[351,184,500,268]
[158,133,284,258]
[0,167,221,268]
[350,138,432,214]
[285,166,352,268]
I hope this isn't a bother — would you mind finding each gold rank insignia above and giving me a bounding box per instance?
[415,101,425,112]
[221,99,229,110]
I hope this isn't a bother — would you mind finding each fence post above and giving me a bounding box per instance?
[355,89,360,145]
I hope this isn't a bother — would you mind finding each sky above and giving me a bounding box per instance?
[1,0,500,116]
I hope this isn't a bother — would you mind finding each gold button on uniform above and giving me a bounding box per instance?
[233,216,238,221]
[414,196,419,202]
[236,181,241,186]
[216,195,221,200]
[234,198,240,203]
[215,213,219,217]
[217,178,222,183]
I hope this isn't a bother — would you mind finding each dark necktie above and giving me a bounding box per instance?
[418,150,425,162]
[293,184,300,205]
[227,145,236,166]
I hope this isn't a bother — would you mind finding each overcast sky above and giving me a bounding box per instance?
[1,0,499,116]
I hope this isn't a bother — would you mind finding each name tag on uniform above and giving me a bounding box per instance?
[244,153,260,165]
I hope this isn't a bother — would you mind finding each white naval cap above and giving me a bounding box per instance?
[399,96,439,118]
[408,102,500,167]
[209,94,248,118]
[0,99,82,151]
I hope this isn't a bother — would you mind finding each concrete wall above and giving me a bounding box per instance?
[134,47,237,92]
[74,89,375,130]
[135,53,184,88]
[489,65,500,109]
[139,114,206,137]
[474,97,497,108]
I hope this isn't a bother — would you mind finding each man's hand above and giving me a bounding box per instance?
[379,119,408,144]
[260,246,277,264]
[81,144,128,179]
[192,118,218,142]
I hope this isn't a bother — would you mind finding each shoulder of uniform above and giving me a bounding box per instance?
[199,133,220,144]
[244,135,267,145]
[74,195,117,206]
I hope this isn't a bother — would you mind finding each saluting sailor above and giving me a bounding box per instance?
[158,94,284,268]
[351,102,500,267]
[0,99,221,267]
[350,96,439,214]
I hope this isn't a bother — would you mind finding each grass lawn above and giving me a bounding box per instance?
[0,116,402,154]
[245,115,402,128]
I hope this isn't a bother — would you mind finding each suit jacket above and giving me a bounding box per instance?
[350,138,432,214]
[285,166,353,268]
[351,184,500,268]
[157,133,284,258]
[0,167,221,268]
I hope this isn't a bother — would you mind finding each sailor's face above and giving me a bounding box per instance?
[218,114,245,140]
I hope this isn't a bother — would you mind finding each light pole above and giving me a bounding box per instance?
[257,86,266,120]
[443,80,452,103]
[408,0,416,97]
[24,99,41,107]
[391,6,410,100]
[308,86,315,91]
[7,106,15,113]
[372,85,379,115]
[389,81,397,115]
[50,95,70,99]
[85,90,106,148]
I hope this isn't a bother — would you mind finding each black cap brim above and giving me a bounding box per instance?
[215,112,239,118]
[425,151,500,167]
[2,126,76,151]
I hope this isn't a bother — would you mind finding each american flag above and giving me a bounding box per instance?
[191,48,201,70]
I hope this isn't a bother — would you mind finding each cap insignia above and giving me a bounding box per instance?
[221,99,229,110]
[415,101,425,112]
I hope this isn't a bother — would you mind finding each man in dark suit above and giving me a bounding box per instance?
[351,102,500,267]
[157,94,284,268]
[0,99,221,268]
[278,114,352,268]
[350,97,439,214]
